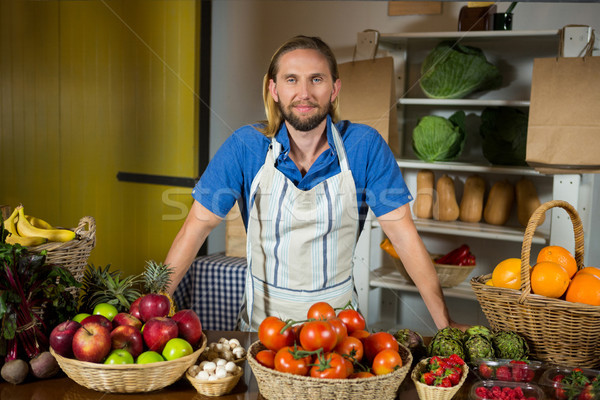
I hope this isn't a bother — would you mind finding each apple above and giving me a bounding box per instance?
[162,338,193,361]
[171,309,203,347]
[112,312,142,331]
[110,325,144,359]
[93,302,118,321]
[129,297,142,320]
[72,322,111,363]
[72,313,91,323]
[49,320,81,358]
[104,349,134,365]
[139,294,171,322]
[80,314,112,331]
[136,351,165,364]
[142,317,178,353]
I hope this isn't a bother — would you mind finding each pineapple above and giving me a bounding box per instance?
[142,260,177,316]
[79,264,143,312]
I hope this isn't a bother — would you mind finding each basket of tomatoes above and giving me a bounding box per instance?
[246,302,412,400]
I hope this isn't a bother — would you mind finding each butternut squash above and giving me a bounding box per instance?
[413,169,435,219]
[516,177,544,227]
[433,174,460,222]
[483,180,514,226]
[459,175,486,223]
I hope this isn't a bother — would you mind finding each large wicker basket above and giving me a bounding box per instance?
[471,200,600,368]
[50,333,206,393]
[247,340,412,400]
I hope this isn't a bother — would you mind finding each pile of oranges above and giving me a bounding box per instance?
[488,245,600,306]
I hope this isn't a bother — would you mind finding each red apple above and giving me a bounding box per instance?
[139,294,171,322]
[112,312,142,331]
[49,320,81,358]
[142,317,178,353]
[129,297,142,320]
[110,325,144,359]
[72,322,111,363]
[171,309,203,347]
[80,314,112,331]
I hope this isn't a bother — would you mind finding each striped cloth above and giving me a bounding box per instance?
[173,254,247,331]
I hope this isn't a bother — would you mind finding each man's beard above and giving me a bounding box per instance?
[278,101,331,132]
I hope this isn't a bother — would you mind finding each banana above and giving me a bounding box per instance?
[6,234,47,246]
[3,207,20,236]
[16,206,76,242]
[25,214,54,230]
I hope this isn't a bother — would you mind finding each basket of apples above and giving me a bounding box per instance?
[49,293,206,393]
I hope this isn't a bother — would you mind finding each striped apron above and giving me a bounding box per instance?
[238,125,360,331]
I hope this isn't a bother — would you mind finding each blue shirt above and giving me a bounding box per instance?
[192,116,412,229]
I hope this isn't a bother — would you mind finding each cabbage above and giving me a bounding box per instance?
[412,111,466,162]
[420,41,502,99]
[480,107,528,166]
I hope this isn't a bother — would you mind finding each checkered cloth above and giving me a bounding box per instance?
[173,253,247,331]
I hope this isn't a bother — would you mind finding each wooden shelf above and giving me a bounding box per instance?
[398,98,530,107]
[380,30,559,43]
[397,159,545,177]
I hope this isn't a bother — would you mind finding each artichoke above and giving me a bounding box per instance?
[465,325,493,341]
[432,326,466,343]
[492,331,530,360]
[428,336,465,359]
[464,334,495,362]
[394,328,427,365]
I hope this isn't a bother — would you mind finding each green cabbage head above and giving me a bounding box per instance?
[412,111,466,162]
[420,41,502,99]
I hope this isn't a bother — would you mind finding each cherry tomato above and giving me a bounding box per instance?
[349,371,376,379]
[363,331,399,362]
[326,317,348,346]
[307,302,336,320]
[255,349,276,369]
[350,329,370,342]
[299,320,337,353]
[334,335,364,362]
[309,352,349,379]
[258,316,295,352]
[274,346,311,376]
[372,348,403,375]
[337,309,366,334]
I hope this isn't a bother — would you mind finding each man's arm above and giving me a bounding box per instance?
[165,200,223,295]
[377,203,467,331]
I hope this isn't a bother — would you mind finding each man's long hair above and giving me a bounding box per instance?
[258,35,340,138]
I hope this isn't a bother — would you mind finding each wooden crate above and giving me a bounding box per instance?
[225,202,246,258]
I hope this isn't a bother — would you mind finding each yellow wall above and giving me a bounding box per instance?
[0,0,200,278]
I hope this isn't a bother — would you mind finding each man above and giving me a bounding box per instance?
[165,35,465,331]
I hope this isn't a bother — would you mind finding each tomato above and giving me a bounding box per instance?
[372,348,403,375]
[350,329,370,342]
[310,352,349,379]
[274,346,311,376]
[363,331,399,362]
[337,309,366,334]
[334,336,364,362]
[326,317,348,346]
[349,371,376,379]
[299,320,337,353]
[258,316,295,352]
[307,302,336,320]
[255,349,276,369]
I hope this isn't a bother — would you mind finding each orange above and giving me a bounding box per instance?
[537,245,577,279]
[577,266,600,279]
[565,273,600,306]
[492,258,523,290]
[530,261,570,298]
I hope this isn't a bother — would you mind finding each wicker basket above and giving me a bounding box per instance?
[49,333,206,393]
[471,200,600,368]
[247,341,412,400]
[393,255,476,288]
[411,358,469,400]
[186,365,244,396]
[28,216,96,284]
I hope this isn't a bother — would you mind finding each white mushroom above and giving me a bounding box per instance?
[203,361,216,372]
[196,370,210,381]
[225,361,237,373]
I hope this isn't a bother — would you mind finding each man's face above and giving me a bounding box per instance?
[269,49,341,132]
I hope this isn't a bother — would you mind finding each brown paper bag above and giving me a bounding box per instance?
[338,57,400,157]
[526,56,600,174]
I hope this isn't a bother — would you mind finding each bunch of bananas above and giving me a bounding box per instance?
[3,205,76,246]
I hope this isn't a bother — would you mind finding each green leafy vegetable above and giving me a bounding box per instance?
[480,107,528,166]
[420,41,502,99]
[412,111,466,162]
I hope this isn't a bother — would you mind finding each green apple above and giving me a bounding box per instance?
[93,303,118,321]
[72,313,91,323]
[162,338,193,361]
[104,349,134,365]
[136,351,165,364]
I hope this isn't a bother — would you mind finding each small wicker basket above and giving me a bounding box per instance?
[247,341,412,400]
[471,200,600,368]
[393,255,475,288]
[50,333,206,393]
[186,365,244,396]
[411,358,469,400]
